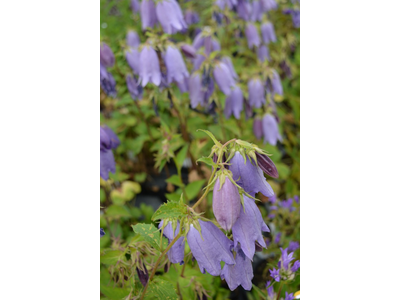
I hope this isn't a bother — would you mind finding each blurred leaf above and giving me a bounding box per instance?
[100,285,130,300]
[275,163,290,180]
[105,205,131,218]
[100,188,106,203]
[146,278,178,300]
[152,200,187,221]
[197,157,216,168]
[131,223,162,251]
[165,175,183,187]
[140,203,154,222]
[100,250,124,265]
[185,180,206,201]
[134,172,147,183]
[165,192,181,202]
[175,144,189,169]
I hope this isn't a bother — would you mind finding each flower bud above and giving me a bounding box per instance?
[253,117,263,140]
[180,44,197,59]
[136,264,149,286]
[255,151,279,178]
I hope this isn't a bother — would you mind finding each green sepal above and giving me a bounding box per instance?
[197,129,222,148]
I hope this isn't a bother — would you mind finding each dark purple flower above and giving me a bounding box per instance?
[141,0,157,30]
[250,0,263,22]
[159,220,185,264]
[261,23,277,44]
[260,0,277,12]
[221,246,253,291]
[248,78,265,108]
[164,45,189,84]
[230,152,274,197]
[156,0,187,34]
[232,195,270,260]
[244,98,253,120]
[224,85,243,119]
[262,113,282,145]
[288,241,300,253]
[130,0,140,13]
[257,45,270,62]
[270,70,283,95]
[280,60,292,79]
[139,45,161,86]
[255,152,279,178]
[221,56,238,80]
[126,30,140,48]
[245,23,261,49]
[180,44,197,59]
[285,292,295,300]
[100,228,105,238]
[125,47,140,74]
[274,232,281,244]
[186,220,235,276]
[214,62,236,95]
[184,10,200,25]
[213,174,242,231]
[100,43,115,68]
[253,117,263,139]
[100,64,116,97]
[291,260,300,272]
[126,74,143,100]
[100,126,119,180]
[237,0,251,20]
[270,268,280,282]
[136,264,149,286]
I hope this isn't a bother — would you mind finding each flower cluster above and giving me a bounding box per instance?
[269,247,300,282]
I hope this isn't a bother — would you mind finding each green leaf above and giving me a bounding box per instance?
[275,163,290,180]
[196,157,217,168]
[165,174,183,187]
[105,205,131,218]
[131,223,162,251]
[165,192,181,202]
[185,180,206,200]
[197,129,222,147]
[152,201,187,221]
[134,172,147,183]
[100,284,130,300]
[146,278,178,300]
[175,144,189,169]
[100,250,124,265]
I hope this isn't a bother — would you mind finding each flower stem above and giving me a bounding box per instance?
[276,282,284,300]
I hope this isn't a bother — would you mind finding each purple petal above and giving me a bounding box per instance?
[213,62,235,95]
[248,78,265,108]
[253,118,263,140]
[262,114,282,146]
[100,43,115,68]
[221,247,253,291]
[245,23,261,49]
[100,149,116,180]
[261,22,277,44]
[189,73,205,108]
[126,30,140,48]
[164,45,189,84]
[224,85,243,119]
[159,220,185,264]
[139,46,161,86]
[126,47,140,74]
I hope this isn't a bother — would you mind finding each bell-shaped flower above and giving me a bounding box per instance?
[245,23,261,49]
[139,45,161,87]
[184,9,199,25]
[215,0,237,10]
[213,173,242,231]
[186,220,235,276]
[224,85,243,119]
[180,44,197,59]
[292,10,300,28]
[125,47,140,74]
[221,56,238,80]
[156,0,187,34]
[257,44,270,62]
[250,0,263,22]
[237,0,251,20]
[159,220,185,264]
[253,117,263,139]
[100,64,116,97]
[262,113,282,145]
[193,54,205,71]
[193,32,220,55]
[229,151,274,197]
[100,125,119,180]
[189,73,205,108]
[213,62,236,95]
[100,228,105,238]
[221,246,253,291]
[261,0,277,12]
[141,0,158,30]
[130,0,140,13]
[126,30,140,48]
[164,45,189,84]
[232,195,270,259]
[176,77,189,93]
[261,22,277,44]
[136,262,149,286]
[100,43,115,68]
[126,74,143,100]
[248,78,265,108]
[255,151,279,178]
[270,70,283,95]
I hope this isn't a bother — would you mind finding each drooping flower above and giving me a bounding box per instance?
[257,45,270,62]
[184,9,200,25]
[270,268,280,282]
[100,228,105,238]
[180,44,197,59]
[250,0,263,22]
[248,78,265,108]
[125,47,140,74]
[245,23,261,49]
[186,220,235,276]
[192,32,220,55]
[229,151,274,197]
[100,43,115,68]
[253,117,263,139]
[261,22,277,44]
[176,77,189,93]
[136,263,149,286]
[126,30,140,48]
[189,73,205,108]
[261,0,277,12]
[156,0,187,34]
[159,220,185,264]
[224,85,243,119]
[221,56,238,80]
[193,54,205,71]
[100,125,120,180]
[100,64,116,97]
[139,45,161,86]
[164,45,189,84]
[232,195,270,260]
[262,113,282,146]
[215,0,237,10]
[213,173,242,231]
[221,246,253,291]
[270,70,283,95]
[213,62,236,95]
[126,74,143,100]
[130,0,140,13]
[237,0,251,20]
[255,152,279,178]
[292,10,300,28]
[141,0,157,30]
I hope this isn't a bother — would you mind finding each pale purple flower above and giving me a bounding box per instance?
[139,45,161,86]
[253,117,263,139]
[100,228,105,238]
[213,175,242,231]
[274,232,281,244]
[141,0,157,30]
[261,23,277,44]
[100,125,119,180]
[164,45,189,84]
[294,195,299,203]
[237,0,251,20]
[291,260,300,272]
[262,113,282,145]
[270,268,280,282]
[193,54,205,71]
[100,64,116,97]
[125,47,140,74]
[213,62,236,95]
[221,56,238,80]
[221,246,253,291]
[224,85,243,119]
[189,73,205,108]
[186,220,235,276]
[130,0,140,13]
[100,43,115,68]
[288,242,299,253]
[285,292,295,300]
[215,0,237,10]
[126,30,140,48]
[257,45,270,62]
[126,74,143,100]
[245,23,261,49]
[180,44,197,59]
[248,78,265,108]
[250,0,263,22]
[176,77,189,93]
[156,0,187,34]
[281,248,295,270]
[159,220,185,264]
[292,10,300,28]
[261,0,277,12]
[184,10,199,25]
[230,152,275,197]
[232,195,270,260]
[266,281,275,298]
[270,70,283,95]
[193,32,220,55]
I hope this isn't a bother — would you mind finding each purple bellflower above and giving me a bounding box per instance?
[136,263,149,286]
[291,260,300,272]
[221,56,238,80]
[164,45,189,84]
[159,220,185,264]
[215,0,237,10]
[193,32,220,55]
[294,195,299,204]
[232,195,270,260]
[280,198,295,211]
[237,0,251,21]
[156,0,187,34]
[261,22,277,44]
[245,23,261,49]
[255,152,279,178]
[100,126,120,180]
[186,220,235,276]
[180,44,197,59]
[224,85,243,119]
[100,43,115,68]
[189,73,205,108]
[248,78,265,108]
[262,113,282,146]
[250,0,263,22]
[141,0,157,30]
[126,74,143,100]
[270,70,283,95]
[100,228,105,238]
[184,9,200,25]
[261,0,278,12]
[193,54,205,71]
[280,247,295,270]
[125,47,140,74]
[139,45,161,86]
[253,117,263,140]
[292,10,300,28]
[274,232,281,244]
[270,268,280,282]
[130,0,140,13]
[221,246,253,291]
[285,292,295,300]
[229,151,274,197]
[213,62,236,95]
[266,281,276,299]
[100,64,116,97]
[212,174,242,231]
[126,30,140,48]
[176,77,189,93]
[257,45,270,62]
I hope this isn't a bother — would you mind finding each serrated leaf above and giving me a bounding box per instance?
[185,180,206,201]
[165,175,183,187]
[152,201,187,221]
[175,144,189,169]
[196,157,217,168]
[131,223,162,251]
[100,250,124,265]
[146,278,178,300]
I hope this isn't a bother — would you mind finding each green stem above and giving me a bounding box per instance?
[276,282,284,300]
